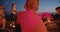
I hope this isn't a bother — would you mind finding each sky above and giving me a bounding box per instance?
[39,0,60,13]
[0,0,60,14]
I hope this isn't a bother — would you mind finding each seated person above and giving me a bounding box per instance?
[39,12,54,23]
[39,12,57,30]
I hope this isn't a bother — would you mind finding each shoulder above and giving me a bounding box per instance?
[18,11,26,14]
[18,11,32,15]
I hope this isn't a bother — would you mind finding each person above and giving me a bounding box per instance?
[17,0,47,32]
[10,3,17,21]
[0,6,5,17]
[0,6,6,30]
[54,6,60,19]
[39,12,54,22]
[11,3,17,14]
[53,6,60,27]
[0,14,6,30]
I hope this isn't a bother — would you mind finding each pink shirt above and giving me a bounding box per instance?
[17,10,47,32]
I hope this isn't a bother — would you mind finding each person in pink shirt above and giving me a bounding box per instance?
[17,0,47,32]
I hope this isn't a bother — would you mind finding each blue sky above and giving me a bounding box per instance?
[0,0,60,14]
[39,0,60,13]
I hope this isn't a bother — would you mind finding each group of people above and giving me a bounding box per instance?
[17,0,60,32]
[39,6,60,30]
[0,0,60,32]
[0,3,17,31]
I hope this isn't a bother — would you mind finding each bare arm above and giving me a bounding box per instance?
[2,18,6,29]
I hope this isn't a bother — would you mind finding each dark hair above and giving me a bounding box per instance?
[12,3,16,7]
[55,6,60,10]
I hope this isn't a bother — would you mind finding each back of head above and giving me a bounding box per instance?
[25,0,39,12]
